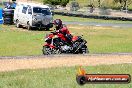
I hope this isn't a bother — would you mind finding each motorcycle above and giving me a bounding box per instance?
[42,31,89,55]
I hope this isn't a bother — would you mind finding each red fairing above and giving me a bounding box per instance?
[46,33,54,38]
[44,43,56,49]
[44,26,70,48]
[49,44,56,48]
[72,36,78,41]
[44,43,50,46]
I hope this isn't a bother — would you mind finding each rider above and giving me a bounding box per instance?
[53,19,73,45]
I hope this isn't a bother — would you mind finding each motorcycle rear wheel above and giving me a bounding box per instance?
[81,45,89,54]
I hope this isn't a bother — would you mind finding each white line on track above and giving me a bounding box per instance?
[113,26,120,28]
[79,24,84,25]
[95,25,101,26]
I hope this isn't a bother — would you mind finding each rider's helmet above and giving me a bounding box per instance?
[54,19,63,30]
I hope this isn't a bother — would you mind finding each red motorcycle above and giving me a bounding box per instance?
[42,31,89,55]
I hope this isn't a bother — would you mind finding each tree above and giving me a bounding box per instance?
[114,0,132,10]
[70,1,80,11]
[43,0,69,6]
[98,0,101,7]
[60,0,69,6]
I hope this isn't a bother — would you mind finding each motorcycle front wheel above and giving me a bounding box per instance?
[42,46,52,55]
[52,48,62,54]
[42,46,62,55]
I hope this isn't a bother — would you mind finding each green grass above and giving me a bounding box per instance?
[0,25,47,56]
[0,24,132,56]
[54,15,132,24]
[33,0,43,3]
[69,25,132,53]
[0,5,3,8]
[0,64,132,88]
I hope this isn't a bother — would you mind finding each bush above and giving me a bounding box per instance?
[99,7,111,15]
[61,0,69,6]
[70,1,80,11]
[43,0,69,6]
[43,0,59,5]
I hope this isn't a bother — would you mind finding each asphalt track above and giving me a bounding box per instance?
[0,53,132,59]
[64,21,132,28]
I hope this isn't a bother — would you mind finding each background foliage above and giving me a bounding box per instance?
[43,0,69,6]
[41,0,132,10]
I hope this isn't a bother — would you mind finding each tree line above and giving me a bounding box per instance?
[43,0,132,10]
[43,0,69,6]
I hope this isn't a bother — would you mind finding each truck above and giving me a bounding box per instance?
[14,2,53,30]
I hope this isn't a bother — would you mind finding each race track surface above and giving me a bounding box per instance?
[64,21,132,28]
[0,54,132,72]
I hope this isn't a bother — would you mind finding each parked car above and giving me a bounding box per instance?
[14,2,53,30]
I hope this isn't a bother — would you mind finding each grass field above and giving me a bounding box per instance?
[0,25,46,56]
[0,5,3,8]
[0,24,132,56]
[0,64,131,88]
[54,15,132,24]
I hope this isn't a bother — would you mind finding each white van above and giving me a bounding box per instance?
[14,2,53,30]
